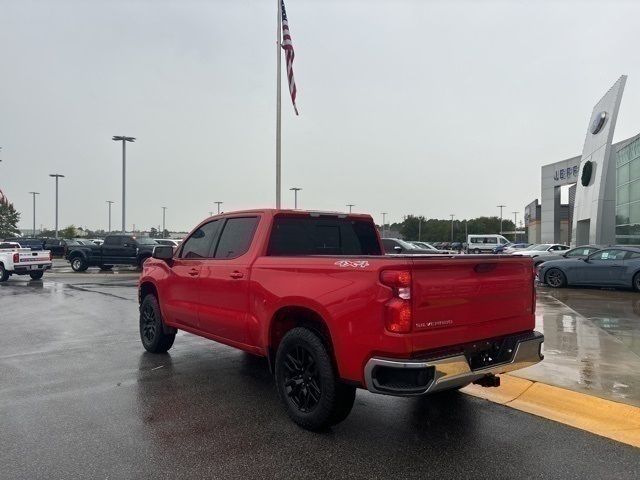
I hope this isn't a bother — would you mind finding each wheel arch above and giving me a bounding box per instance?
[139,281,158,303]
[268,305,336,375]
[139,281,175,335]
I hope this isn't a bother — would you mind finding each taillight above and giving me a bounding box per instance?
[13,253,19,263]
[380,269,412,333]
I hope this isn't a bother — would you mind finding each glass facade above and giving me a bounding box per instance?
[616,138,640,244]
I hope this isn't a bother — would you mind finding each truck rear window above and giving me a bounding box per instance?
[267,216,381,256]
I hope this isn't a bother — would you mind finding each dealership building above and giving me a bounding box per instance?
[526,75,640,246]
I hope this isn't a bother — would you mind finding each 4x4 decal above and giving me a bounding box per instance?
[334,260,370,268]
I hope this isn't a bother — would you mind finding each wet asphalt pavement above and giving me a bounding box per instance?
[1,269,639,479]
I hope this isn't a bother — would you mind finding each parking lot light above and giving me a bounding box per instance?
[106,201,114,232]
[290,187,302,209]
[29,192,40,236]
[49,174,65,239]
[112,136,136,233]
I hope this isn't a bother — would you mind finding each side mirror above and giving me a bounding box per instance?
[153,245,174,261]
[582,257,590,263]
[393,246,403,253]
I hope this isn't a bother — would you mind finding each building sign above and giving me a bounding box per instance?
[554,165,579,182]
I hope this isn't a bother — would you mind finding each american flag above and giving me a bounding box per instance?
[281,0,299,115]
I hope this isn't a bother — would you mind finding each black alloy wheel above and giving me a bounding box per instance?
[633,273,640,292]
[275,327,356,430]
[139,294,175,353]
[546,268,566,288]
[283,345,322,413]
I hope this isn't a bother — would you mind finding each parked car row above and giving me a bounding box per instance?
[1,237,103,256]
[381,238,457,255]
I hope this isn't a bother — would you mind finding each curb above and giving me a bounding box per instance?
[461,375,640,448]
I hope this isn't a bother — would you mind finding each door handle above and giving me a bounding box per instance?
[230,271,244,279]
[188,269,199,276]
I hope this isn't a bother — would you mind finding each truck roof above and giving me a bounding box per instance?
[205,209,373,219]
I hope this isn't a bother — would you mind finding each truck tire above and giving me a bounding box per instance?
[275,327,356,431]
[70,256,88,272]
[29,271,44,280]
[139,294,175,353]
[0,263,9,282]
[473,248,481,254]
[137,255,151,270]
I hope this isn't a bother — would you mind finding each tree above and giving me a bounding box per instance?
[390,215,517,243]
[149,227,158,238]
[0,200,21,238]
[59,225,77,239]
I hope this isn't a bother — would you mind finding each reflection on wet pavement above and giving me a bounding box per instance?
[513,287,640,407]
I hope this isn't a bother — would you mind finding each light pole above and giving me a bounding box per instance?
[290,187,302,209]
[49,174,64,239]
[162,207,167,238]
[381,213,387,237]
[450,214,455,242]
[112,136,136,232]
[512,211,519,242]
[106,201,114,232]
[497,204,506,234]
[346,204,355,213]
[29,192,40,236]
[418,216,422,241]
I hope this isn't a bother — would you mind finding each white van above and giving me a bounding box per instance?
[467,234,510,254]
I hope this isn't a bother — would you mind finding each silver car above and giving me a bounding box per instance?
[512,243,571,266]
[538,246,640,291]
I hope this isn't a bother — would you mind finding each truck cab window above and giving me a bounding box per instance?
[181,221,221,259]
[214,217,259,259]
[268,216,381,256]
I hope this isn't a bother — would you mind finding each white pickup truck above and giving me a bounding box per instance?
[0,242,53,282]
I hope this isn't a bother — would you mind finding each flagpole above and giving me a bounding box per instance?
[275,0,282,209]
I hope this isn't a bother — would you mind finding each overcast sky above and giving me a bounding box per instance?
[1,0,640,232]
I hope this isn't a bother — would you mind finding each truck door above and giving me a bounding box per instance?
[101,236,124,263]
[197,216,259,345]
[163,220,222,329]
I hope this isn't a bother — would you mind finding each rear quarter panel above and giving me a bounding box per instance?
[250,256,412,382]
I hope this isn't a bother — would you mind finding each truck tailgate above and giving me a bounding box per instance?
[17,249,51,265]
[410,256,535,353]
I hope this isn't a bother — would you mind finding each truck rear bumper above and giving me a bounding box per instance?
[364,331,543,396]
[13,263,52,274]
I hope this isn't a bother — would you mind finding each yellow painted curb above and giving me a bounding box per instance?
[461,375,640,448]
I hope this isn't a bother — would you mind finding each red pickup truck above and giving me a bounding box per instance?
[138,209,543,430]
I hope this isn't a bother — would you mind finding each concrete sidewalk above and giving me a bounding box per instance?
[512,288,640,408]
